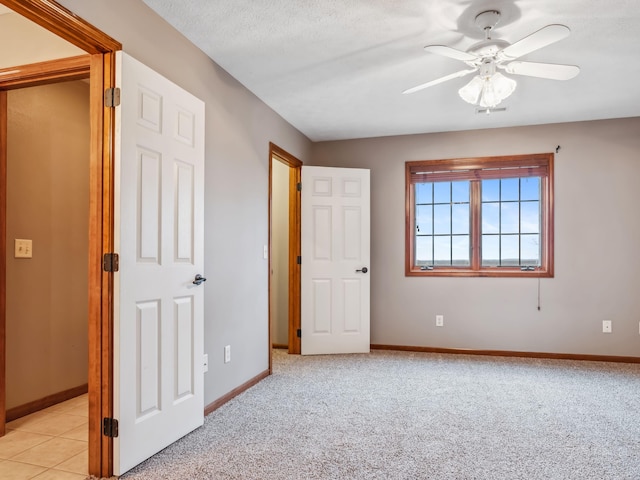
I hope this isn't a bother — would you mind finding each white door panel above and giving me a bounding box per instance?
[114,52,205,475]
[301,167,370,355]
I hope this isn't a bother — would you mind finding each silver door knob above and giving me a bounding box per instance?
[193,274,207,285]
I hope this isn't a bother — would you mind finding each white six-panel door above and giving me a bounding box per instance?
[301,166,370,355]
[114,52,205,475]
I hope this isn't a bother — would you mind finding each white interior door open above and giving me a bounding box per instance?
[114,52,205,475]
[301,166,370,355]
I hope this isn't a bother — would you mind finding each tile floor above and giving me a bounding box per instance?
[0,394,88,479]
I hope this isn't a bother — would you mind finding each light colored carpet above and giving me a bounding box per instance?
[113,350,640,479]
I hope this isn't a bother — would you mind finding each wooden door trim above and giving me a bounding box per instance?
[268,143,302,363]
[0,55,91,89]
[287,164,301,355]
[91,51,117,478]
[0,90,6,437]
[1,0,120,53]
[0,1,121,478]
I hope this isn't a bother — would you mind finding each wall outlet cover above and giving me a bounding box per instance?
[224,345,231,363]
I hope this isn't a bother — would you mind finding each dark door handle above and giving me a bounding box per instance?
[356,267,368,274]
[193,274,207,285]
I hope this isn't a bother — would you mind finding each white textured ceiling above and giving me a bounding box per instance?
[144,0,640,141]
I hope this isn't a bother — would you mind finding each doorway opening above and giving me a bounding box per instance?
[0,1,121,477]
[3,77,90,478]
[268,143,302,366]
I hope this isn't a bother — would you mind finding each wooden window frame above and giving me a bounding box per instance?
[405,153,554,278]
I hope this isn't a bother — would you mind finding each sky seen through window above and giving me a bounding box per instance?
[415,177,541,267]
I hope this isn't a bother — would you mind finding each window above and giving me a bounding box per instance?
[406,153,554,277]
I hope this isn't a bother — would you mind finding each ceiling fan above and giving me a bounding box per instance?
[403,10,580,109]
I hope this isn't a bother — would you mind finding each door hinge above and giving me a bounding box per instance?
[105,87,121,107]
[297,256,301,265]
[103,253,120,272]
[297,182,301,192]
[103,417,119,438]
[297,329,301,338]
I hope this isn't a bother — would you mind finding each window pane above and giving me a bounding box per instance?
[452,204,469,234]
[415,236,433,265]
[521,201,540,234]
[434,236,451,265]
[501,235,519,266]
[482,202,499,234]
[433,204,451,234]
[452,181,469,203]
[501,178,519,201]
[482,179,499,201]
[434,182,450,204]
[452,236,470,266]
[482,235,499,266]
[501,202,519,234]
[521,177,540,201]
[521,234,540,266]
[415,205,433,235]
[415,183,432,204]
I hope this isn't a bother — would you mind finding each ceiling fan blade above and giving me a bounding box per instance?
[499,24,571,61]
[424,45,478,62]
[503,61,580,80]
[402,68,477,95]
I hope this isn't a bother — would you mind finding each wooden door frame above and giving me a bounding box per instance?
[0,1,120,477]
[268,143,302,367]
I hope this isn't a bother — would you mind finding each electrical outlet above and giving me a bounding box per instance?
[203,354,209,373]
[224,345,231,363]
[436,315,444,327]
[602,320,612,333]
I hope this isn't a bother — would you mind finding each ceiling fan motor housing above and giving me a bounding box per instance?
[466,39,510,59]
[475,10,502,33]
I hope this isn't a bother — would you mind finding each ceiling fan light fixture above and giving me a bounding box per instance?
[481,72,517,107]
[458,75,484,105]
[458,71,516,108]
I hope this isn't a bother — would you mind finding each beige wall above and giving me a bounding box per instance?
[0,11,84,68]
[311,117,640,356]
[6,81,89,408]
[271,160,290,346]
[57,0,312,404]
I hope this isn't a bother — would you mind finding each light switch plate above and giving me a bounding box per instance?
[15,239,32,258]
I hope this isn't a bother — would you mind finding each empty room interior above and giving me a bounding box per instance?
[0,0,638,479]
